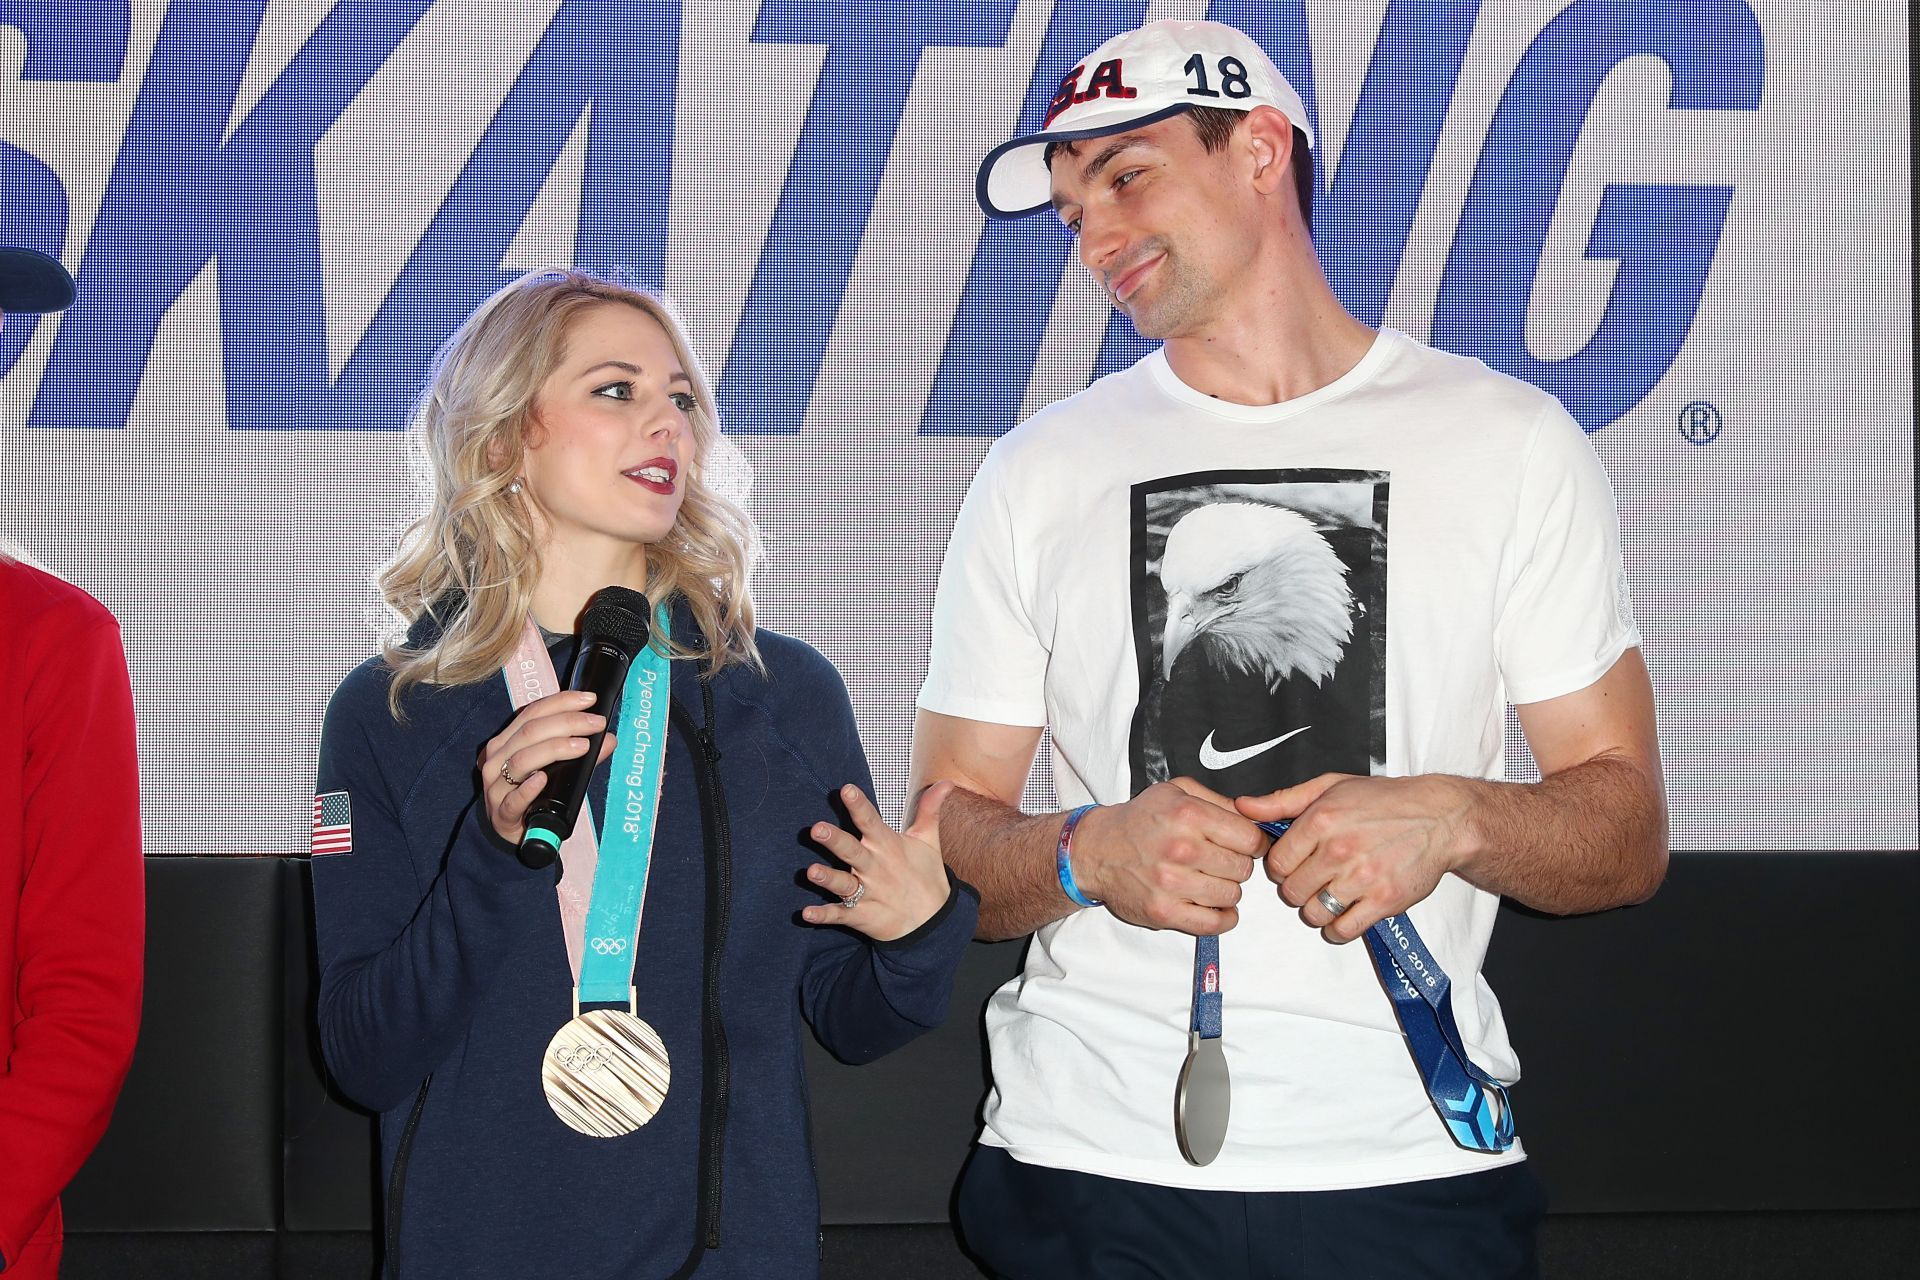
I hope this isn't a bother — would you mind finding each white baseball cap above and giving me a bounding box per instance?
[976,20,1315,220]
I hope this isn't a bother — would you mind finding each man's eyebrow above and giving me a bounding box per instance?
[1082,135,1152,183]
[1050,135,1153,211]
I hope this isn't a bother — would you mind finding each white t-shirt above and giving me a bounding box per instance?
[918,329,1639,1192]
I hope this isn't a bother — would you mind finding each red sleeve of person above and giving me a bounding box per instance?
[0,246,145,1279]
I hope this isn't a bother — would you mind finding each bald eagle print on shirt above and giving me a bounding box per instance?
[1128,471,1388,798]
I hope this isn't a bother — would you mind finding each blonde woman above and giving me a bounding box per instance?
[312,269,974,1279]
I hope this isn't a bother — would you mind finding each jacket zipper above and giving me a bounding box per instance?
[668,680,733,1276]
[694,679,732,1250]
[384,1075,432,1278]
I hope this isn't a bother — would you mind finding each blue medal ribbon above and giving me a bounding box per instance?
[577,605,673,1008]
[1257,819,1515,1154]
[1191,934,1222,1040]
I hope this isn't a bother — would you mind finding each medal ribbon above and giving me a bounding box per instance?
[1191,934,1222,1040]
[1257,819,1515,1154]
[503,607,672,1006]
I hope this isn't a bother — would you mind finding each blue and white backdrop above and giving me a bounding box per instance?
[2,1,1912,856]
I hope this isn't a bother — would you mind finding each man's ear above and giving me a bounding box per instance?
[1240,105,1297,196]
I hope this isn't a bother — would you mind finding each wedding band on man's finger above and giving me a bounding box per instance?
[1315,887,1348,917]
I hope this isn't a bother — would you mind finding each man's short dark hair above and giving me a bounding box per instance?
[1185,106,1314,232]
[1044,108,1315,232]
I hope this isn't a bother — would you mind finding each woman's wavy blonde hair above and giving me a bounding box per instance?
[378,267,762,717]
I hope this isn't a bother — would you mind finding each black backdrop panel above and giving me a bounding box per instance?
[805,940,1021,1223]
[1483,851,1920,1213]
[164,851,1920,1237]
[63,858,283,1232]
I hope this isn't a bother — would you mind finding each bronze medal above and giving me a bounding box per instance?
[541,1008,671,1138]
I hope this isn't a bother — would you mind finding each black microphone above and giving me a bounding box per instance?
[517,586,653,870]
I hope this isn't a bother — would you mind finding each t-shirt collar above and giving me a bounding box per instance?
[1144,328,1402,423]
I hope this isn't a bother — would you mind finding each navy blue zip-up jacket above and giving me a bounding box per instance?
[312,613,976,1278]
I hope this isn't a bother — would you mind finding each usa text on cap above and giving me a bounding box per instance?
[976,20,1315,220]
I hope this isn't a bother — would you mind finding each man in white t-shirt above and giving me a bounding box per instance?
[913,19,1668,1279]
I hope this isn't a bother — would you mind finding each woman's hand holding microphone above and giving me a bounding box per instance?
[479,691,617,844]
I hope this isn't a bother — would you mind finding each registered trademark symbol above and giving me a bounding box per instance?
[1678,400,1723,445]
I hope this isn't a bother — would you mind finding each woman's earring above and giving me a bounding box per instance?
[507,478,523,495]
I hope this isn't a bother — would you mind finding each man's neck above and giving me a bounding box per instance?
[1161,246,1377,408]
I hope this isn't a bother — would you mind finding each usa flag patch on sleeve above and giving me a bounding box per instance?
[312,790,353,856]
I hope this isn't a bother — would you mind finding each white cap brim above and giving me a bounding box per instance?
[976,102,1204,221]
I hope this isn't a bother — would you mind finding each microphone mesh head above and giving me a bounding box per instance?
[579,586,652,657]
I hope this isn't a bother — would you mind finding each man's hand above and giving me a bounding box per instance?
[1074,779,1269,936]
[1237,773,1476,943]
[1236,651,1669,927]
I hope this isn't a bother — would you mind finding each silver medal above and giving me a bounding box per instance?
[1174,1031,1231,1166]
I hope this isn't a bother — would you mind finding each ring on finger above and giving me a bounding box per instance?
[500,759,524,787]
[840,879,866,909]
[1315,887,1349,917]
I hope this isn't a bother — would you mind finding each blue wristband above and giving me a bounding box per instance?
[1055,804,1103,908]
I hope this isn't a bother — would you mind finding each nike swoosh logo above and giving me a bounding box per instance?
[1197,725,1311,771]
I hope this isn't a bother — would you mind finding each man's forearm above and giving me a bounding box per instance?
[939,788,1076,940]
[1453,753,1668,914]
